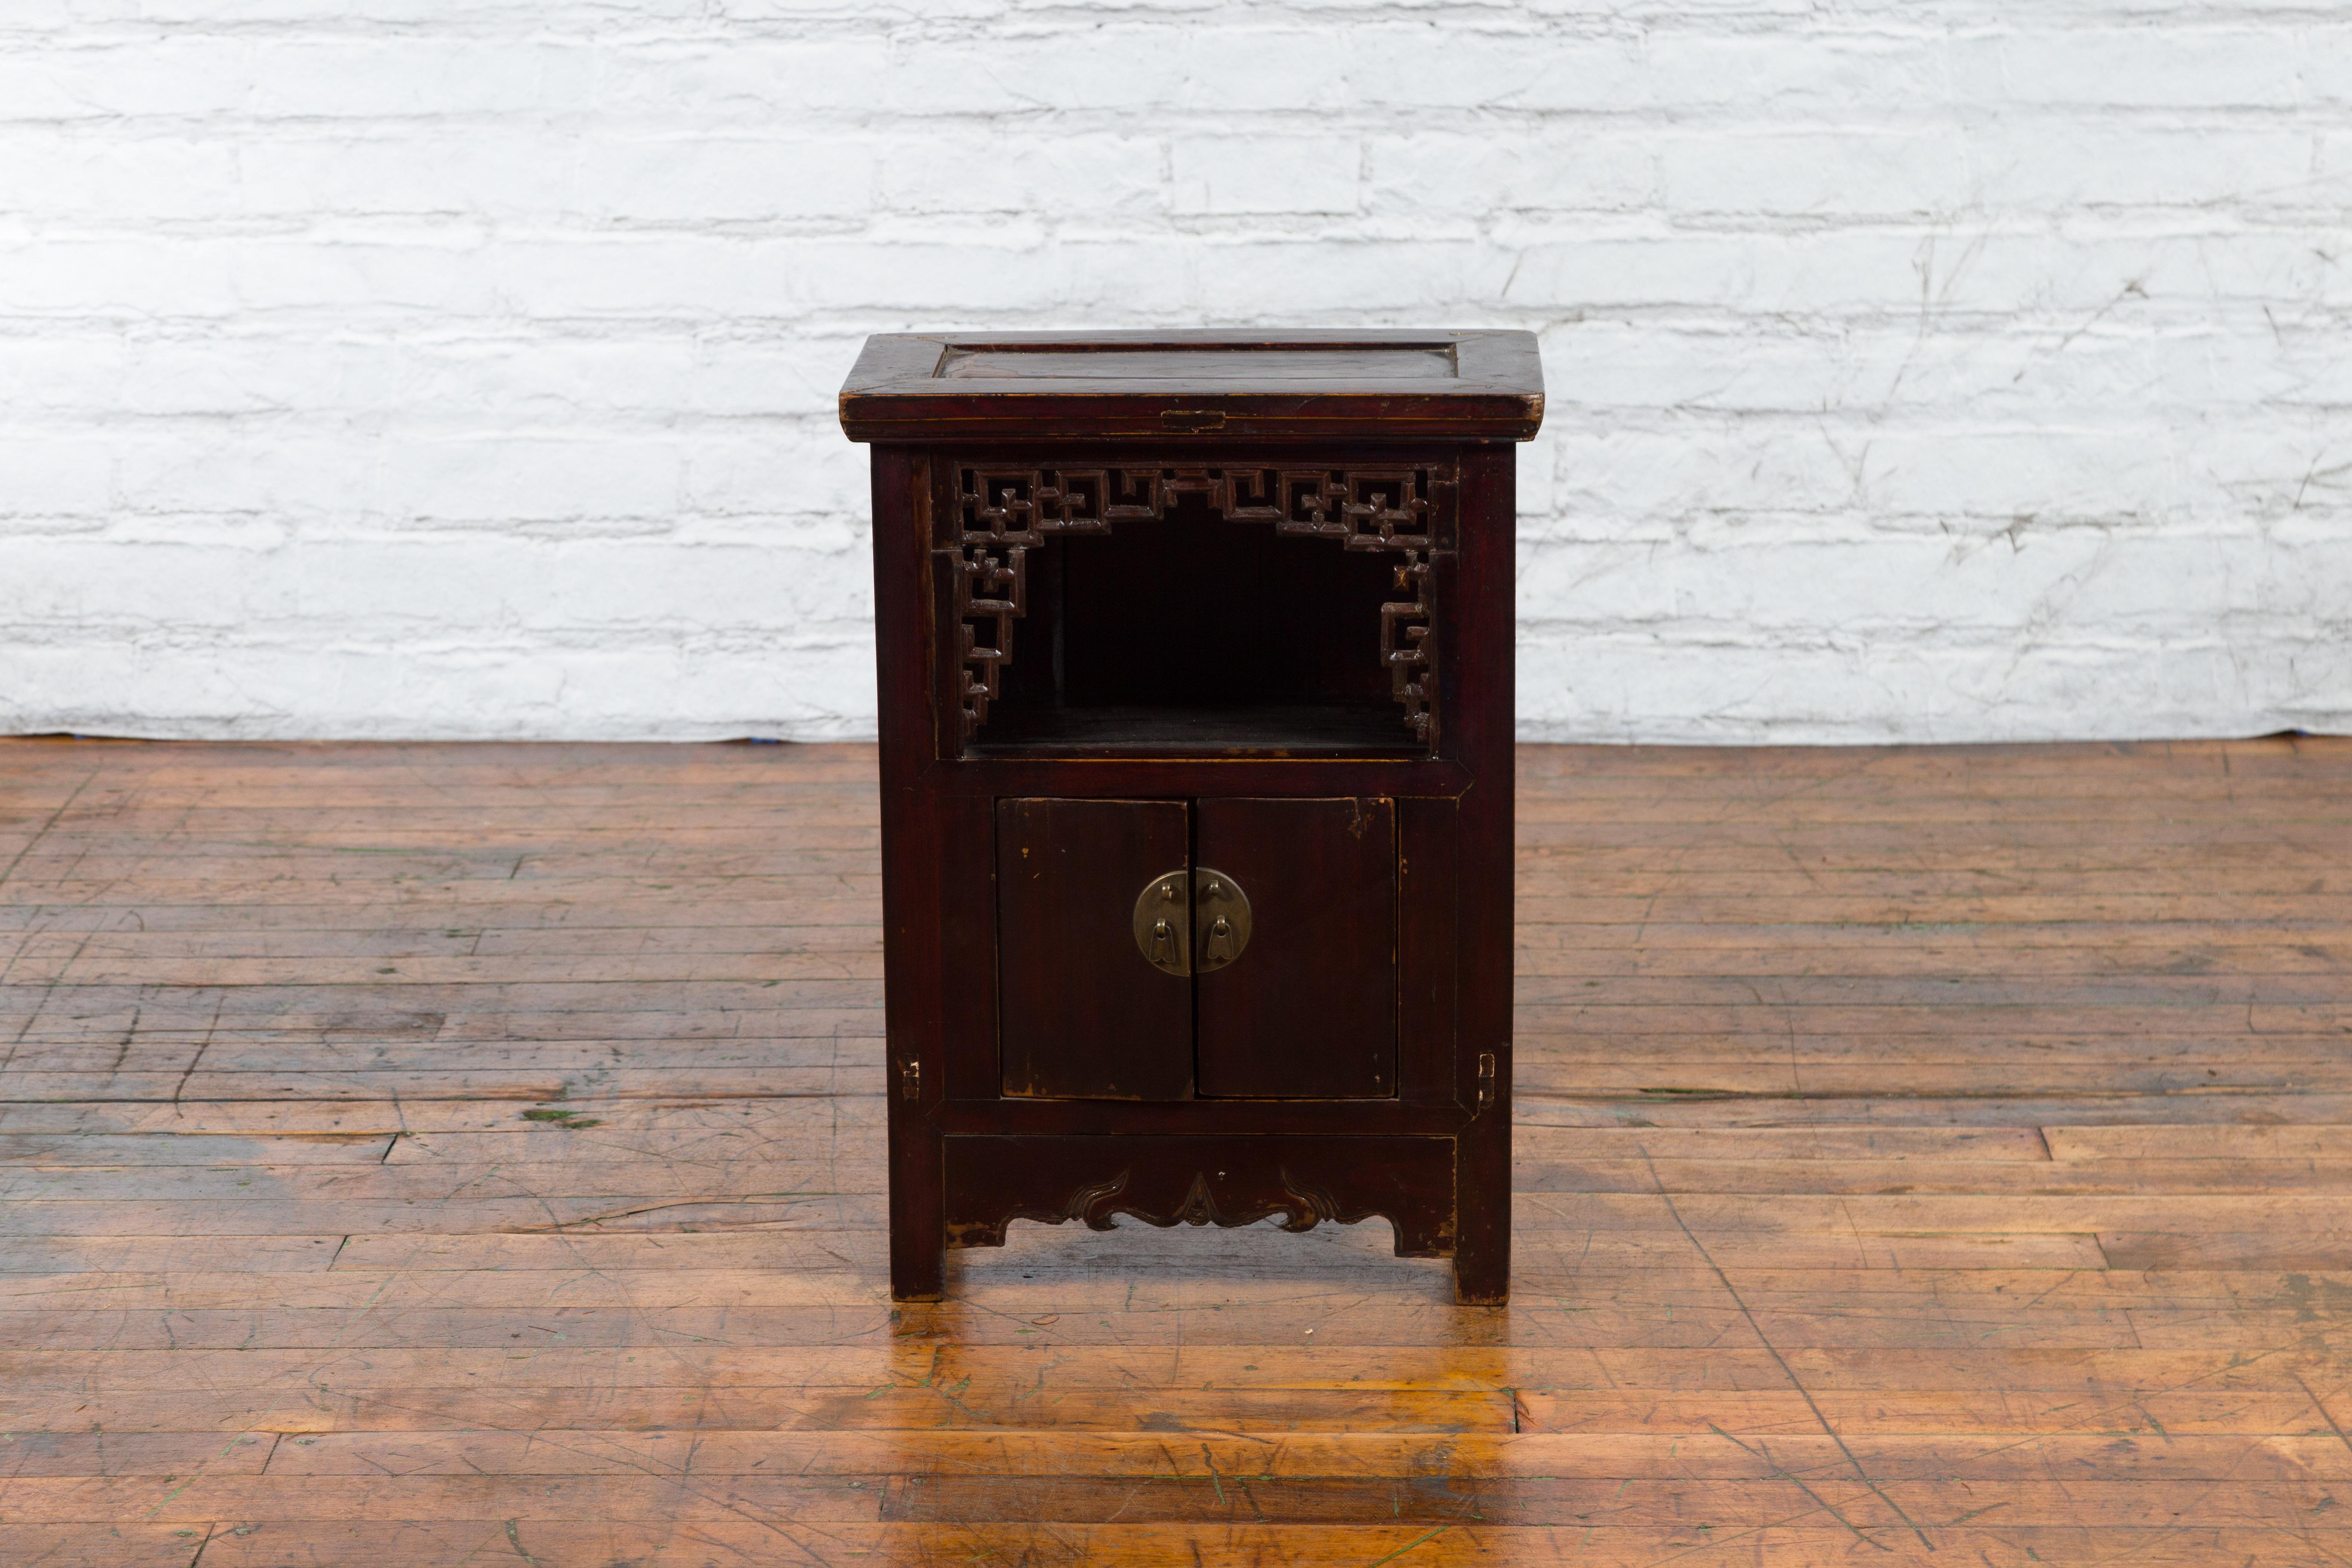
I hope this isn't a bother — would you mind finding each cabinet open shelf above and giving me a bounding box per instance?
[955,505,1439,759]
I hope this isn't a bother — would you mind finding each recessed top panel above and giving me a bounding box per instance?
[935,344,1460,383]
[839,329,1542,443]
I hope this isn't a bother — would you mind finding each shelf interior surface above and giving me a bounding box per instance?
[967,514,1431,759]
[968,701,1423,758]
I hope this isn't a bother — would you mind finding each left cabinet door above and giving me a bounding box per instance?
[996,798,1195,1100]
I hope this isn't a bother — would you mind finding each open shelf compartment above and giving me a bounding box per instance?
[941,462,1452,760]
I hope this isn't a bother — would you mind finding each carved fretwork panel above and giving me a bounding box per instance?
[944,462,1454,745]
[941,1136,1458,1258]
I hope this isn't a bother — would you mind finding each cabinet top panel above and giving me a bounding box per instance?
[839,329,1544,444]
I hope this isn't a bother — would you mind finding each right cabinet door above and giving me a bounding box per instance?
[1195,797,1398,1098]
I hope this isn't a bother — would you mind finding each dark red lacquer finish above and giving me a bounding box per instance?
[842,329,1542,1302]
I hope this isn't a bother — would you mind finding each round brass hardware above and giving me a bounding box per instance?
[1132,868,1253,975]
[1191,867,1252,973]
[1132,872,1191,977]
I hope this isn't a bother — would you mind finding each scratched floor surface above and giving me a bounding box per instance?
[3,735,2351,1566]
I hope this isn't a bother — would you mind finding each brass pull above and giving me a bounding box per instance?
[1132,873,1191,977]
[1204,917,1233,963]
[1191,867,1251,974]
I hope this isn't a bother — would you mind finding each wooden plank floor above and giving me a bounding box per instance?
[3,735,2350,1566]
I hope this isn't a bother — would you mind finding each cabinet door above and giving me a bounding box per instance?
[996,798,1193,1101]
[1196,797,1397,1099]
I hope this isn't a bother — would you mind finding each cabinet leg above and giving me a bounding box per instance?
[888,1167,944,1302]
[1452,1225,1508,1305]
[890,1237,944,1303]
[1452,1125,1511,1305]
[888,1105,945,1302]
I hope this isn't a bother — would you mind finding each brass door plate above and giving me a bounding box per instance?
[1131,868,1253,976]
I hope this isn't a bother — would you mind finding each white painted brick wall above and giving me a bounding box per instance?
[3,1,2348,744]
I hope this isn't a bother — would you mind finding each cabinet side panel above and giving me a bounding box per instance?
[1396,796,1459,1103]
[1195,797,1397,1099]
[1452,441,1516,1303]
[938,791,999,1101]
[872,445,945,1300]
[874,447,936,777]
[996,797,1194,1101]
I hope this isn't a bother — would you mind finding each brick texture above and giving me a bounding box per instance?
[2,1,2346,742]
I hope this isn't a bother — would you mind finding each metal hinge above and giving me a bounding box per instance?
[1475,1051,1497,1109]
[898,1058,921,1102]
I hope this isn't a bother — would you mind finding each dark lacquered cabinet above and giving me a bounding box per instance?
[839,329,1544,1303]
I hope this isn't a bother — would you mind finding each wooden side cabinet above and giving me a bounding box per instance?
[839,330,1544,1304]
